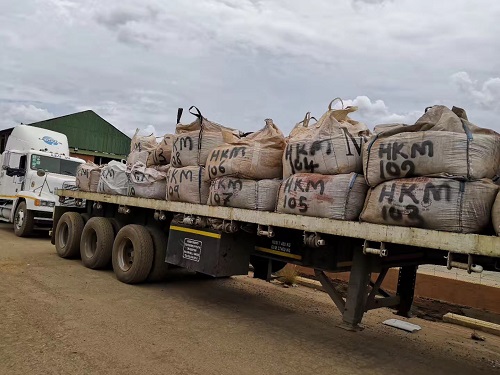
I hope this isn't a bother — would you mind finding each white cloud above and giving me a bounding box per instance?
[451,72,500,111]
[0,102,54,129]
[1,0,499,137]
[334,96,422,126]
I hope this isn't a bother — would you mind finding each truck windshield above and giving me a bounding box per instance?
[30,154,81,176]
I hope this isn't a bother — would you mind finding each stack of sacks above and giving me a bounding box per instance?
[205,119,285,211]
[76,162,102,192]
[276,99,370,220]
[148,134,174,166]
[128,162,168,200]
[168,106,240,204]
[127,129,157,166]
[97,161,129,195]
[361,105,500,234]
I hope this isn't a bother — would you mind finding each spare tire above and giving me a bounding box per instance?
[112,225,154,284]
[80,217,114,269]
[55,212,84,258]
[146,226,170,282]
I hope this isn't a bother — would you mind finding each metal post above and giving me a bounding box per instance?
[342,248,372,330]
[396,265,418,317]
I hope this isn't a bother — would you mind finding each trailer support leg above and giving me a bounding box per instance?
[396,265,418,317]
[314,270,345,313]
[341,249,372,331]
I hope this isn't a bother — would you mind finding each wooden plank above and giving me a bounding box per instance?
[443,313,500,337]
[56,189,500,258]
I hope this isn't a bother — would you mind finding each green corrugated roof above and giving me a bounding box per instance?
[69,148,127,159]
[29,110,130,156]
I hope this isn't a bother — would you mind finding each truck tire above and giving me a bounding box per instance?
[55,212,84,258]
[80,217,114,269]
[146,227,170,282]
[13,201,35,237]
[112,224,154,284]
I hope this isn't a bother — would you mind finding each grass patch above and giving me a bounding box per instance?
[278,264,298,286]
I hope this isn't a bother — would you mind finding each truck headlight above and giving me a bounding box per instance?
[35,199,55,207]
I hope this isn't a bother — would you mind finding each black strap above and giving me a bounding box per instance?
[198,167,203,204]
[189,106,202,119]
[177,108,183,124]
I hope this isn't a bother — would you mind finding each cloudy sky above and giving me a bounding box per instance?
[1,0,499,136]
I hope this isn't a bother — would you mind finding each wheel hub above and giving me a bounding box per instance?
[15,209,25,229]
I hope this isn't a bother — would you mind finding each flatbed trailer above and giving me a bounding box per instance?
[53,189,500,330]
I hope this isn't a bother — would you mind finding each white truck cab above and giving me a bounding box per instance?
[0,125,85,236]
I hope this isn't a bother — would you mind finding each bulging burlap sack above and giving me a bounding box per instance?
[76,163,101,192]
[171,107,240,168]
[363,106,500,187]
[127,150,150,166]
[128,162,168,200]
[166,166,209,204]
[208,177,281,211]
[283,100,370,178]
[276,173,368,220]
[147,134,173,166]
[127,129,157,167]
[204,119,285,181]
[97,161,129,195]
[491,192,500,235]
[360,177,498,233]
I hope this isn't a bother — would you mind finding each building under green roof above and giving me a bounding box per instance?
[29,110,130,163]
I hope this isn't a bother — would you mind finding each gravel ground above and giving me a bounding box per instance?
[0,223,499,375]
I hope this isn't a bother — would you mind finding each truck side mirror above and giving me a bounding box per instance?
[37,169,46,177]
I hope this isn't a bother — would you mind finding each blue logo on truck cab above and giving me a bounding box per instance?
[42,136,60,146]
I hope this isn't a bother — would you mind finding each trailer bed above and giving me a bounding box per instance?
[57,189,500,258]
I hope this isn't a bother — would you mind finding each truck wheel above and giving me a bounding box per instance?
[81,213,90,224]
[14,201,35,237]
[80,217,114,269]
[146,227,170,282]
[55,212,84,258]
[112,224,154,284]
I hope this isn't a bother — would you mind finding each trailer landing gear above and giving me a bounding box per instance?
[315,248,419,331]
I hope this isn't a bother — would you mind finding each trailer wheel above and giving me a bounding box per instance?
[55,212,84,258]
[80,217,114,269]
[13,201,35,237]
[81,213,90,224]
[112,225,153,284]
[109,218,123,236]
[146,227,170,282]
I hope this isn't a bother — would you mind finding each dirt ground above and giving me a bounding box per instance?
[0,223,499,375]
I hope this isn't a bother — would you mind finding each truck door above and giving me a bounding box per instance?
[0,151,26,197]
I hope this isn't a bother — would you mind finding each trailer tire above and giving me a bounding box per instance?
[146,227,170,282]
[55,212,84,258]
[80,217,114,269]
[13,201,35,237]
[109,218,123,236]
[81,213,90,224]
[112,225,153,284]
